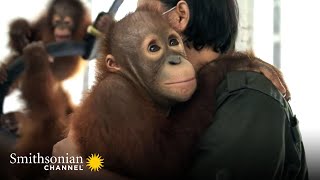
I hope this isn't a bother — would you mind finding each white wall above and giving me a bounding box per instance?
[252,0,274,65]
[280,0,320,176]
[252,0,320,177]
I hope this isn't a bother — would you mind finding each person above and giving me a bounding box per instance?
[136,0,308,179]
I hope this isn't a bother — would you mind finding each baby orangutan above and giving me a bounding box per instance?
[53,9,285,179]
[72,10,198,178]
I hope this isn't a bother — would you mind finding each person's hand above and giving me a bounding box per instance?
[250,58,290,100]
[203,52,290,100]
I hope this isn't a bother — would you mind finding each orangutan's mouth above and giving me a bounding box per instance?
[164,77,196,85]
[55,35,71,42]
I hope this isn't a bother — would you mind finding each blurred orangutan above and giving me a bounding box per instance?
[0,0,113,179]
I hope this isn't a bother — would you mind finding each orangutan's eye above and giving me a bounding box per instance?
[148,44,161,52]
[169,38,179,46]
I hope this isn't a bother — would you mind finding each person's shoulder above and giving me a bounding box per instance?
[216,71,286,108]
[201,71,289,145]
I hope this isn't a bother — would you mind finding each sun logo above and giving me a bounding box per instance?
[86,153,104,172]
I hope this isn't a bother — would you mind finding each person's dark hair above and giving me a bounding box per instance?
[160,0,239,53]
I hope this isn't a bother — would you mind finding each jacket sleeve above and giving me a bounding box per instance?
[188,88,288,180]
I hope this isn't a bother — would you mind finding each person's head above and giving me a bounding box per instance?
[137,0,239,54]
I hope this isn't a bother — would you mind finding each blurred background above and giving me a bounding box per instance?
[0,0,319,178]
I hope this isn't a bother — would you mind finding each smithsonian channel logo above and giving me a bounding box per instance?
[9,152,104,172]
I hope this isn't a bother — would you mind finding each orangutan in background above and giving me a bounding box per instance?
[0,0,113,179]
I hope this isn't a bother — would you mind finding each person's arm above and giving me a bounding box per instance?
[203,52,290,100]
[250,58,291,100]
[188,87,287,180]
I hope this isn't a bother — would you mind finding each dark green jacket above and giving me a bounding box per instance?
[189,71,308,180]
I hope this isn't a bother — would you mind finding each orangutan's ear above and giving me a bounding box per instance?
[105,54,120,72]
